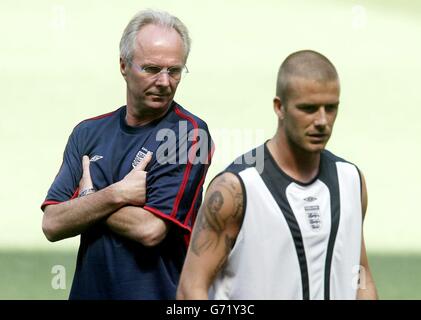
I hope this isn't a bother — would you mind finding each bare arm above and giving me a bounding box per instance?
[177,173,244,300]
[357,172,378,299]
[358,235,378,299]
[42,185,125,242]
[75,153,169,246]
[42,154,151,242]
[105,206,169,247]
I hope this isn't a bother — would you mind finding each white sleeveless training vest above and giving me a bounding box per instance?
[210,144,362,300]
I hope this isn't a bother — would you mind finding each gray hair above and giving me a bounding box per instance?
[119,9,191,64]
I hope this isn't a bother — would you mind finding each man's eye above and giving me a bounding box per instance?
[168,67,182,75]
[143,66,161,74]
[299,105,317,113]
[325,104,338,112]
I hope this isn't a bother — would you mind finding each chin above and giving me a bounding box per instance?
[146,99,171,110]
[299,141,325,153]
[308,144,327,153]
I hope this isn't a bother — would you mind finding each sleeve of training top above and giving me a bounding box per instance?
[143,122,213,233]
[41,127,83,210]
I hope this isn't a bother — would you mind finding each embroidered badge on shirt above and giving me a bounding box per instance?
[132,147,150,168]
[304,196,322,231]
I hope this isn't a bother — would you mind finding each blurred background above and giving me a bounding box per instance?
[1,0,420,299]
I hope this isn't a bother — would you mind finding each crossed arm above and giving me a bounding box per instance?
[104,206,169,246]
[177,172,244,299]
[42,153,168,246]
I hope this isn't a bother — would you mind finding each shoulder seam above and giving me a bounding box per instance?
[75,109,119,128]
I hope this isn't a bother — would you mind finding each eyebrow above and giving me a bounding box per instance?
[296,102,340,108]
[139,62,184,68]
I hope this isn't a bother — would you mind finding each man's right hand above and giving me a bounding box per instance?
[114,152,153,206]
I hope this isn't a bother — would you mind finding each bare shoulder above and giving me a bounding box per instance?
[205,172,244,224]
[190,172,244,256]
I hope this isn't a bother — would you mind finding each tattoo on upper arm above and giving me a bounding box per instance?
[190,175,244,257]
[224,234,235,255]
[233,192,244,221]
[190,191,225,255]
[205,191,224,232]
[212,234,236,278]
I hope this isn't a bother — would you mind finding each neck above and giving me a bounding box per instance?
[267,130,321,183]
[125,98,171,127]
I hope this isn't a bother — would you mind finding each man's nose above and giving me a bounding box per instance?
[155,71,171,87]
[314,107,328,128]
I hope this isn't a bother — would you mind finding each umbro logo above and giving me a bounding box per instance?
[90,155,103,162]
[304,196,317,202]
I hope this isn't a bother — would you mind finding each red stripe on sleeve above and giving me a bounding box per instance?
[171,107,200,218]
[143,206,192,233]
[41,187,79,210]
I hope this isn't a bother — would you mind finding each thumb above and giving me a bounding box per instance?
[134,152,153,171]
[81,155,93,186]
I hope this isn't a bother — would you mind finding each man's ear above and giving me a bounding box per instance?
[273,96,286,120]
[120,57,127,78]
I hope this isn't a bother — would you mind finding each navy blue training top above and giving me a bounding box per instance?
[42,101,213,299]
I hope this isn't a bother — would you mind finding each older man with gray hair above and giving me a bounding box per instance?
[41,9,213,299]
